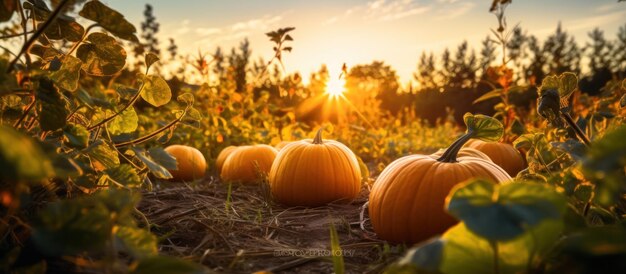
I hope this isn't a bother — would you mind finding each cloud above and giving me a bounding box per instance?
[365,0,432,21]
[195,27,221,36]
[436,1,476,20]
[231,15,283,31]
[177,20,191,35]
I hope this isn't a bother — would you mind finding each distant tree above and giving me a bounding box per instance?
[507,26,527,80]
[543,23,580,75]
[132,4,161,70]
[228,39,251,93]
[580,28,614,94]
[525,35,546,85]
[167,38,178,60]
[414,52,437,90]
[479,36,497,76]
[440,48,453,88]
[346,61,403,114]
[613,24,626,77]
[450,41,478,88]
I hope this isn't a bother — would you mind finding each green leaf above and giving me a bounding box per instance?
[130,256,205,274]
[63,124,89,148]
[36,78,68,131]
[77,33,127,76]
[177,93,195,106]
[43,17,85,42]
[329,223,345,274]
[558,72,578,99]
[540,76,559,91]
[0,125,54,183]
[583,125,626,206]
[108,107,138,135]
[0,0,16,22]
[141,75,171,107]
[396,238,444,272]
[148,147,178,170]
[105,164,142,187]
[79,1,138,42]
[132,147,173,179]
[446,179,566,241]
[145,53,159,70]
[440,221,563,274]
[473,89,502,104]
[86,140,120,169]
[32,196,111,256]
[116,226,158,259]
[463,113,503,142]
[49,55,82,91]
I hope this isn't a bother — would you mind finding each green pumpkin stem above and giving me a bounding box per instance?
[437,131,474,163]
[313,128,324,144]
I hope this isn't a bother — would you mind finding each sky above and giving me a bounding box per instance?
[103,0,626,84]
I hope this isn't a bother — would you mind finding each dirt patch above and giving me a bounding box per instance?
[139,178,405,273]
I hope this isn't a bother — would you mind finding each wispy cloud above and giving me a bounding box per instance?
[177,19,191,35]
[435,1,476,20]
[534,9,626,36]
[195,27,221,36]
[231,15,283,31]
[366,0,432,21]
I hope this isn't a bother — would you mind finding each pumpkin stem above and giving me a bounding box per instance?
[313,128,324,144]
[437,131,474,163]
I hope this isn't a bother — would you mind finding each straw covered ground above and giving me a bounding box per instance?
[138,177,405,273]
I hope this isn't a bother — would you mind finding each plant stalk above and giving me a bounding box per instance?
[560,111,591,147]
[437,131,473,163]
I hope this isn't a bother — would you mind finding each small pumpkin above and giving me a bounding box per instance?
[221,145,278,183]
[164,145,207,181]
[269,128,362,207]
[369,113,511,244]
[215,146,238,173]
[464,139,526,176]
[431,147,492,161]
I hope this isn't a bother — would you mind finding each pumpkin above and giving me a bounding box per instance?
[431,147,492,161]
[215,146,238,173]
[269,128,362,206]
[221,145,278,183]
[164,145,207,181]
[274,141,292,150]
[369,113,512,244]
[464,139,526,176]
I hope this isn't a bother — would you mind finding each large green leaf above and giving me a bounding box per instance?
[79,1,138,42]
[49,55,82,91]
[77,33,127,76]
[85,140,120,169]
[0,126,54,183]
[440,221,563,274]
[116,226,158,259]
[148,147,178,170]
[141,75,171,107]
[583,125,626,206]
[132,147,173,179]
[130,256,205,274]
[558,72,578,99]
[105,164,142,187]
[36,78,68,131]
[42,17,85,42]
[446,179,566,241]
[108,107,138,135]
[63,123,89,148]
[463,113,503,141]
[473,89,502,104]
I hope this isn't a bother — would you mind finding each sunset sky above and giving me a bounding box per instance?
[106,0,626,84]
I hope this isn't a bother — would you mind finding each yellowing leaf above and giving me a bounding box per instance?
[142,75,171,107]
[108,107,138,135]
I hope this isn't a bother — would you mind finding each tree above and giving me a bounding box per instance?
[228,39,251,93]
[525,35,546,85]
[132,4,161,70]
[507,26,526,80]
[346,61,403,114]
[613,24,626,77]
[580,28,613,94]
[414,52,437,90]
[450,41,478,88]
[543,23,580,75]
[480,36,497,77]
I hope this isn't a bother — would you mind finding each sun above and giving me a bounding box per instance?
[325,76,346,98]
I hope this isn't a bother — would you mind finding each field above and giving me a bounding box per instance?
[1,0,626,273]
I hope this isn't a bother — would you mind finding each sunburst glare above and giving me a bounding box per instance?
[325,76,346,98]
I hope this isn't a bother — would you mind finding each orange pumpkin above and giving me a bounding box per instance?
[369,113,512,244]
[431,147,492,161]
[464,139,526,176]
[221,145,278,183]
[215,146,237,173]
[269,129,362,206]
[274,141,292,150]
[164,145,207,181]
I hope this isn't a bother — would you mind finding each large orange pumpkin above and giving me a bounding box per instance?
[269,128,362,206]
[430,147,492,161]
[464,139,526,176]
[215,146,237,173]
[221,145,278,183]
[164,145,207,181]
[368,113,512,244]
